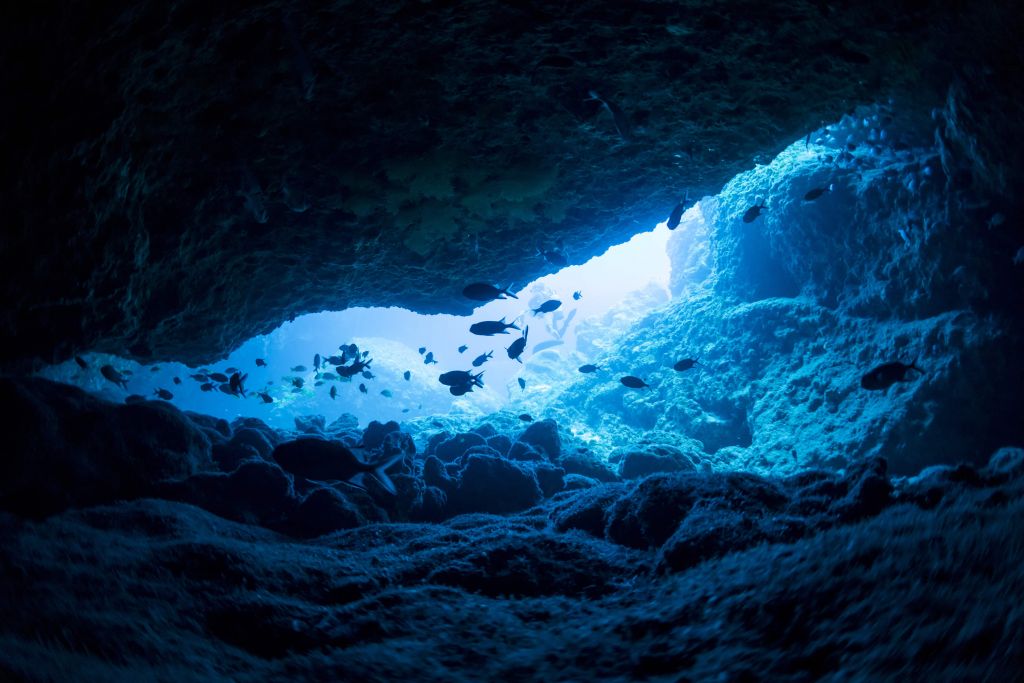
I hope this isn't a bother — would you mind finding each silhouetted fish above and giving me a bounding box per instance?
[272,438,404,494]
[291,365,307,372]
[533,299,562,315]
[519,414,533,422]
[359,383,368,394]
[314,353,321,370]
[518,378,526,391]
[462,283,518,301]
[620,376,652,390]
[743,201,767,223]
[578,364,600,373]
[572,290,582,300]
[258,392,274,403]
[673,358,703,372]
[329,386,337,400]
[418,347,426,355]
[667,190,689,230]
[100,365,129,390]
[255,358,267,367]
[458,345,468,353]
[470,317,519,336]
[200,383,214,392]
[154,388,173,400]
[292,377,304,389]
[74,356,88,369]
[190,373,208,382]
[507,326,528,363]
[380,389,393,398]
[403,370,411,381]
[209,372,229,383]
[172,377,182,385]
[803,184,833,201]
[472,351,493,367]
[424,352,438,365]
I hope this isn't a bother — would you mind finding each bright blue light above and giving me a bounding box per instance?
[41,215,694,429]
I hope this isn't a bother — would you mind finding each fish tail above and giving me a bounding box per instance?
[367,452,405,495]
[503,285,518,300]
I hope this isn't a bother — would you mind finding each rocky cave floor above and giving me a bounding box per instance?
[1,377,1022,682]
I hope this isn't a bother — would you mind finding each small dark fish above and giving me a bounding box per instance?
[74,356,88,369]
[532,299,562,315]
[532,340,564,354]
[99,365,129,390]
[673,358,703,372]
[314,380,324,386]
[803,184,833,201]
[329,386,337,400]
[200,382,214,392]
[403,370,411,381]
[860,361,924,391]
[449,384,474,396]
[209,372,229,383]
[272,439,404,494]
[255,358,267,367]
[742,201,767,223]
[438,370,485,388]
[462,283,518,302]
[154,388,173,400]
[292,377,304,389]
[620,376,652,390]
[359,383,368,394]
[667,190,689,230]
[572,291,582,301]
[470,317,519,336]
[321,372,339,381]
[291,365,307,372]
[258,392,274,403]
[172,376,182,384]
[518,378,526,391]
[519,414,533,422]
[190,373,208,382]
[418,347,426,355]
[225,367,239,374]
[472,351,493,367]
[362,351,369,358]
[507,326,528,363]
[402,408,410,413]
[219,383,235,396]
[380,389,393,398]
[124,394,146,404]
[578,364,601,373]
[458,345,468,353]
[150,366,160,373]
[361,370,375,380]
[424,352,438,365]
[314,353,321,370]
[325,355,344,365]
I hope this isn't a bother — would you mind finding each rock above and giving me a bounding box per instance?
[451,454,542,515]
[229,417,280,445]
[229,427,275,459]
[286,487,367,538]
[435,432,486,463]
[0,378,212,517]
[362,420,401,449]
[617,449,697,480]
[422,431,451,458]
[186,412,232,441]
[465,445,503,459]
[294,415,326,435]
[409,485,448,522]
[326,413,360,434]
[606,471,789,550]
[534,462,566,498]
[833,457,893,522]
[485,434,512,457]
[559,451,620,483]
[517,419,561,460]
[563,474,600,491]
[158,459,297,527]
[508,441,544,462]
[472,423,498,439]
[422,456,455,494]
[658,509,808,572]
[548,484,625,537]
[212,443,261,472]
[985,447,1024,480]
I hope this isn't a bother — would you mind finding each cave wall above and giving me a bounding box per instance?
[4,0,1018,370]
[552,96,1024,474]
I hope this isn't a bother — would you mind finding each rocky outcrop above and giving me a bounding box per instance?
[4,1,1022,369]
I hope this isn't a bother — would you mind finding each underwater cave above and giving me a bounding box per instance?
[2,2,1024,681]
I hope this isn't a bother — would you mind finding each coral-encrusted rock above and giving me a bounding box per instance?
[985,447,1024,481]
[508,441,544,462]
[451,454,542,515]
[485,434,512,457]
[422,455,456,495]
[534,462,566,498]
[0,377,212,516]
[229,427,275,459]
[606,472,789,549]
[548,484,626,537]
[559,450,620,483]
[658,509,808,572]
[833,456,893,521]
[158,459,297,527]
[617,447,698,480]
[294,415,326,435]
[517,419,561,460]
[362,420,401,449]
[435,432,486,463]
[286,487,368,538]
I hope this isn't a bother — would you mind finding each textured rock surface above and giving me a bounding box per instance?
[4,1,1022,368]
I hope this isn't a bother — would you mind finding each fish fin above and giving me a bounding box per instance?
[367,452,405,496]
[504,285,518,300]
